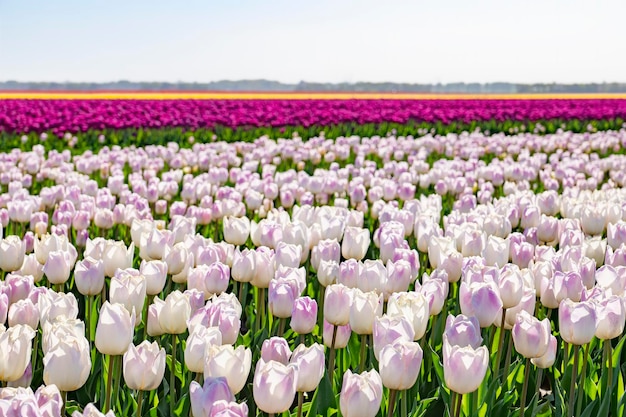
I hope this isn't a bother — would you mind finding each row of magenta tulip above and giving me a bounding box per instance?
[1,129,626,416]
[2,99,626,135]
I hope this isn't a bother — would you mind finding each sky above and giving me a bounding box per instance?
[1,0,625,84]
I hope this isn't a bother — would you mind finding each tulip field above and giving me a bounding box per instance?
[2,95,626,417]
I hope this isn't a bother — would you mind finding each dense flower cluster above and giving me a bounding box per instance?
[0,127,625,416]
[2,99,626,134]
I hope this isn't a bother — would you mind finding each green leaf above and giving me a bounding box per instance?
[306,372,335,417]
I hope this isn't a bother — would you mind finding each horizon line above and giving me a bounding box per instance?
[3,92,626,100]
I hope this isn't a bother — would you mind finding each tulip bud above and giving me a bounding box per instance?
[184,327,222,373]
[0,324,36,382]
[594,295,626,340]
[511,311,551,359]
[341,227,370,260]
[223,216,250,246]
[268,277,300,319]
[231,248,256,283]
[339,369,383,417]
[159,290,191,334]
[103,240,134,278]
[290,343,324,392]
[290,296,317,335]
[74,257,106,296]
[190,376,234,417]
[7,299,39,330]
[43,250,73,285]
[379,340,423,390]
[497,265,524,309]
[372,315,415,360]
[253,359,297,414]
[324,284,352,326]
[43,335,91,391]
[531,335,557,368]
[204,345,251,395]
[0,236,25,273]
[559,299,597,345]
[349,289,383,335]
[275,242,302,268]
[251,247,275,288]
[123,341,166,391]
[261,337,292,365]
[443,339,489,394]
[443,314,483,348]
[95,302,136,355]
[110,269,147,323]
[459,280,503,328]
[140,259,168,296]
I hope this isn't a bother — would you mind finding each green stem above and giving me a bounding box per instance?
[255,287,261,334]
[104,355,114,412]
[455,393,463,417]
[388,389,398,417]
[113,354,122,412]
[576,343,590,416]
[61,391,67,416]
[101,279,107,304]
[278,317,286,337]
[495,309,507,378]
[260,287,266,330]
[502,333,513,384]
[605,340,613,393]
[32,332,39,375]
[170,333,178,417]
[85,296,91,343]
[136,390,144,417]
[519,358,532,417]
[297,391,304,417]
[142,294,153,340]
[567,345,580,417]
[530,368,543,417]
[328,325,338,388]
[359,334,368,372]
[238,280,246,311]
[401,389,408,417]
[319,285,326,330]
[449,392,455,417]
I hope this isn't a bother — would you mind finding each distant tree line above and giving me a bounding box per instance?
[2,80,626,93]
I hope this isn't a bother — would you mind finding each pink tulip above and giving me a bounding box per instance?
[324,284,352,326]
[290,343,325,392]
[559,299,597,345]
[261,337,292,365]
[253,359,297,414]
[531,335,558,368]
[339,369,383,417]
[444,314,483,348]
[290,296,317,335]
[190,377,234,417]
[511,311,551,359]
[459,281,502,328]
[379,340,423,390]
[372,315,415,360]
[443,339,489,394]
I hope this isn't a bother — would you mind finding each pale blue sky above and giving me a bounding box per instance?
[1,0,625,84]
